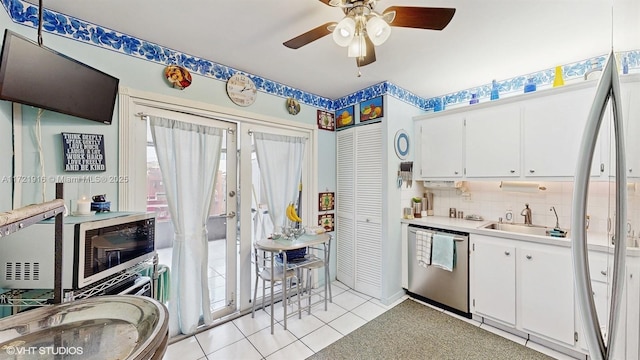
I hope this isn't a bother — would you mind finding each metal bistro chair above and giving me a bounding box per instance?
[251,244,301,333]
[300,235,332,314]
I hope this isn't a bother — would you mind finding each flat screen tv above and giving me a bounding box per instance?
[0,30,119,124]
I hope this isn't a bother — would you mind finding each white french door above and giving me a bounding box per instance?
[139,105,238,322]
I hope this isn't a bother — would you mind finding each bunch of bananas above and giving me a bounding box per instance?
[286,203,302,223]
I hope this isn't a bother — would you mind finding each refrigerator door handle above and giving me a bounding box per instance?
[571,51,627,360]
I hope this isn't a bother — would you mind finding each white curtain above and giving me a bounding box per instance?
[150,116,223,336]
[253,132,306,233]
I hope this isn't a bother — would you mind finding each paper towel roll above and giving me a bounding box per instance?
[499,181,543,193]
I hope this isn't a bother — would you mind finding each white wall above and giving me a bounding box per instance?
[0,14,329,211]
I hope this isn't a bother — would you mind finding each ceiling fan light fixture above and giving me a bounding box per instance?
[347,35,366,58]
[333,17,356,47]
[366,16,391,46]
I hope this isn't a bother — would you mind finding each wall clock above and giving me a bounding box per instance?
[226,73,257,106]
[394,129,410,160]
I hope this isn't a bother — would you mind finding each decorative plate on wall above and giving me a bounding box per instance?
[394,129,410,160]
[164,65,192,90]
[286,97,300,115]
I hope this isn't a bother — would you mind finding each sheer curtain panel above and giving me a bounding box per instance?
[150,116,223,336]
[253,132,306,234]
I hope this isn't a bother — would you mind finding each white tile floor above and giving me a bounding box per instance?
[162,281,579,360]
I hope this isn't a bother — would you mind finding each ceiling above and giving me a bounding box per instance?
[27,0,635,100]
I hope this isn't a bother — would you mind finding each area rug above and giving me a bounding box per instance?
[307,299,554,360]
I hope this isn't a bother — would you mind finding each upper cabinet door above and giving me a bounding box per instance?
[522,86,599,177]
[465,104,522,177]
[623,80,640,178]
[419,114,464,178]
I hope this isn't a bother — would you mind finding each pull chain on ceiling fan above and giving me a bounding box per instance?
[284,0,456,71]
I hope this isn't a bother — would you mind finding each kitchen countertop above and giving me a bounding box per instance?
[402,216,640,257]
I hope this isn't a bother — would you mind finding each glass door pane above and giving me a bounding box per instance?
[209,126,238,318]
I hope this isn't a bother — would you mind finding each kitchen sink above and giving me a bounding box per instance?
[482,222,568,238]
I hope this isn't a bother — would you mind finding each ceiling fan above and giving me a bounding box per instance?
[283,0,456,68]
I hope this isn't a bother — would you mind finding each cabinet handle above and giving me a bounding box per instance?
[526,255,532,260]
[629,168,633,173]
[529,169,535,174]
[601,270,607,276]
[509,170,515,174]
[504,251,510,256]
[454,171,459,175]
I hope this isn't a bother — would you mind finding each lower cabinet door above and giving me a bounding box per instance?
[519,245,575,345]
[472,237,516,325]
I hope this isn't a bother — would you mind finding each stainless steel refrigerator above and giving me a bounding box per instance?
[572,51,634,360]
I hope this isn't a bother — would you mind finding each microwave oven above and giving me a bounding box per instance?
[0,212,155,290]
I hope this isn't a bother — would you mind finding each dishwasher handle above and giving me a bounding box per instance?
[408,227,467,242]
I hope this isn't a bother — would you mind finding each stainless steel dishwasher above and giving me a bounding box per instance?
[407,225,470,317]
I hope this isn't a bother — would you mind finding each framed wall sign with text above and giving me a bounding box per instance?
[61,132,106,172]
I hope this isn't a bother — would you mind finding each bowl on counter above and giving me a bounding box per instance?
[0,295,169,359]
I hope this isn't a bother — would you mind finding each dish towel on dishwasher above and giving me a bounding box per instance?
[415,230,432,268]
[431,233,456,271]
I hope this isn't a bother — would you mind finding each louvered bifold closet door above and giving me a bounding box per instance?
[336,129,356,288]
[354,123,383,297]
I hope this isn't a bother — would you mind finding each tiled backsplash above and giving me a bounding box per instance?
[402,180,640,240]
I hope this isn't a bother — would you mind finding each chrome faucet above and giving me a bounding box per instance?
[521,203,532,225]
[550,206,560,229]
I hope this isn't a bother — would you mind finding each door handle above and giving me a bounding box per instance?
[225,211,236,218]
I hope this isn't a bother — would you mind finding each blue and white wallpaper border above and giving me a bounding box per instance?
[2,0,639,113]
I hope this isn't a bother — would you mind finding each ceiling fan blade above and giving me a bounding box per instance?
[383,6,456,30]
[356,35,376,67]
[283,22,337,49]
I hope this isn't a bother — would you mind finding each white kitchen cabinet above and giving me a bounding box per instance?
[624,261,639,360]
[522,86,600,178]
[471,234,516,326]
[465,104,521,177]
[472,234,574,344]
[417,114,464,178]
[336,123,383,298]
[622,79,640,178]
[519,244,575,345]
